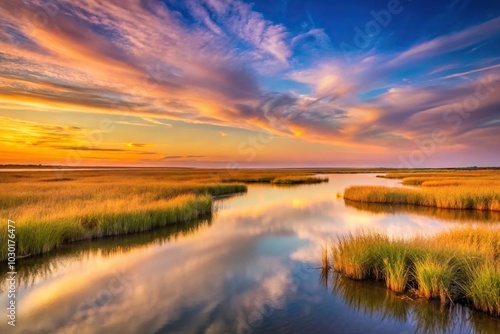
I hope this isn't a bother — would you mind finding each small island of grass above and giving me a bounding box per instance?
[325,227,500,317]
[343,170,500,211]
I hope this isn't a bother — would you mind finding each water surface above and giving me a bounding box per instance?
[1,174,499,333]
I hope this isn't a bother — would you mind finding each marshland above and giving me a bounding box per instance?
[0,169,329,260]
[1,169,500,333]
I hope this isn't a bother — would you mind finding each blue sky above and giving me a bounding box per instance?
[0,0,499,167]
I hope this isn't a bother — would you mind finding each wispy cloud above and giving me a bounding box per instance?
[291,29,331,50]
[387,17,500,66]
[116,121,153,127]
[193,0,292,63]
[428,63,460,75]
[126,143,152,148]
[442,64,500,79]
[160,155,204,160]
[141,118,172,127]
[51,146,129,152]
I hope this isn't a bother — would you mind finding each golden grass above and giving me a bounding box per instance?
[271,176,328,185]
[0,191,215,260]
[344,170,500,212]
[414,257,455,303]
[0,168,334,261]
[330,226,500,316]
[1,169,241,260]
[383,248,410,293]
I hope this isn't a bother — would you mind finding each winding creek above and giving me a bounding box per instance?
[1,174,499,333]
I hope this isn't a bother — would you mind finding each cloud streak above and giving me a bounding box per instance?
[160,155,205,160]
[387,17,500,66]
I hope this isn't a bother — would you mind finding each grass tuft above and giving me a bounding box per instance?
[383,247,410,293]
[271,176,328,185]
[331,227,500,316]
[414,257,455,304]
[465,263,500,316]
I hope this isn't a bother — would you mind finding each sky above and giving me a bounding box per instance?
[0,0,499,168]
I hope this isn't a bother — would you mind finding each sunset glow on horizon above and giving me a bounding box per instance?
[1,0,499,167]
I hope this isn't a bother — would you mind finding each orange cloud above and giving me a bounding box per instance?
[126,143,152,148]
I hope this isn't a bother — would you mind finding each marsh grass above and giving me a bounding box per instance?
[465,263,500,316]
[0,170,250,261]
[223,174,328,185]
[344,171,500,212]
[271,176,328,185]
[0,169,334,261]
[332,232,393,280]
[331,227,500,316]
[414,257,456,304]
[383,246,410,293]
[1,194,213,260]
[344,185,500,211]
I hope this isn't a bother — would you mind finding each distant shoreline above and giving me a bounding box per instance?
[0,165,196,171]
[1,165,499,170]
